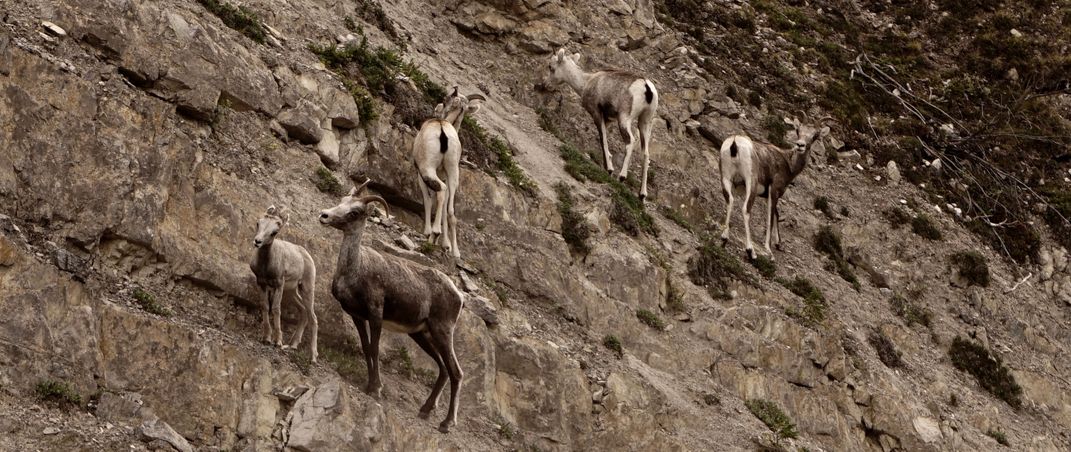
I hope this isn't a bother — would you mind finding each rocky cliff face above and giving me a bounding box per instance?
[1,0,1069,451]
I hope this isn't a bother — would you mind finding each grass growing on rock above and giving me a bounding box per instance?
[950,250,989,287]
[320,341,367,383]
[911,214,943,240]
[559,145,656,236]
[745,399,798,440]
[132,287,170,317]
[779,276,827,326]
[314,167,344,195]
[688,239,752,299]
[636,309,666,330]
[814,196,834,219]
[890,294,932,328]
[461,117,535,195]
[868,331,904,368]
[750,255,777,278]
[986,429,1010,447]
[658,205,694,233]
[949,337,1022,409]
[309,36,445,105]
[555,183,591,255]
[813,226,860,291]
[197,0,267,44]
[884,207,912,228]
[602,335,624,358]
[35,380,83,409]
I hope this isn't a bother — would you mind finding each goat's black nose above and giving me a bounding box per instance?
[319,213,329,219]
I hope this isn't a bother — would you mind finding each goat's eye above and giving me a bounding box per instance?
[271,231,277,236]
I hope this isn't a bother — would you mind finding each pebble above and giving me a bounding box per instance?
[43,427,60,435]
[41,21,67,37]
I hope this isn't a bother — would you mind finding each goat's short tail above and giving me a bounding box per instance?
[730,138,738,158]
[438,126,449,154]
[644,81,654,104]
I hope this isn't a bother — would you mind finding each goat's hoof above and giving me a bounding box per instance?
[720,238,728,248]
[438,423,451,434]
[618,175,626,182]
[745,249,755,261]
[774,243,783,251]
[418,410,432,420]
[638,193,646,201]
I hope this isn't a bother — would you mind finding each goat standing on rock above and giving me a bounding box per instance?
[319,179,466,433]
[412,86,486,258]
[249,205,318,363]
[718,118,829,259]
[546,48,659,200]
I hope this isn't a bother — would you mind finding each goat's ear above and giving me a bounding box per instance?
[555,48,566,60]
[266,205,277,215]
[433,103,445,117]
[277,207,290,225]
[570,52,581,63]
[819,126,831,137]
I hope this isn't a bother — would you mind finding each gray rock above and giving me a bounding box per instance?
[886,160,901,184]
[277,101,326,144]
[139,418,193,452]
[395,235,417,251]
[41,22,67,37]
[466,294,499,326]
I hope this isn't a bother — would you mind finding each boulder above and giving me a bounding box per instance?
[278,101,326,144]
[286,380,384,451]
[139,418,193,452]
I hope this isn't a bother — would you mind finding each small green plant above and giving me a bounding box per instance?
[814,196,834,219]
[813,226,860,290]
[688,239,753,299]
[132,287,170,317]
[636,309,666,330]
[602,335,623,357]
[986,429,1010,446]
[460,117,535,195]
[319,341,366,383]
[387,347,417,377]
[745,399,798,440]
[313,167,344,195]
[950,250,989,287]
[750,255,777,278]
[343,16,358,32]
[659,205,694,233]
[555,183,591,255]
[494,415,516,440]
[868,331,904,368]
[884,207,912,228]
[609,190,657,236]
[560,144,612,184]
[417,241,440,255]
[949,337,1022,408]
[840,206,850,217]
[762,114,791,148]
[35,380,83,408]
[949,393,959,407]
[890,294,932,328]
[779,276,828,326]
[197,0,267,43]
[911,214,943,240]
[535,107,561,138]
[343,80,378,126]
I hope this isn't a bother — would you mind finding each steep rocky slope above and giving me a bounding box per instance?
[1,0,1069,451]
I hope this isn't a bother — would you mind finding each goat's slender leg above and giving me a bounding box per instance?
[286,288,307,350]
[432,188,447,241]
[720,178,734,246]
[742,181,756,260]
[259,285,272,344]
[445,160,461,259]
[597,117,614,174]
[429,324,463,433]
[353,317,374,382]
[773,201,783,250]
[764,189,775,256]
[270,287,284,347]
[638,112,654,200]
[366,315,384,399]
[410,331,447,419]
[418,174,435,238]
[303,281,317,363]
[617,117,635,182]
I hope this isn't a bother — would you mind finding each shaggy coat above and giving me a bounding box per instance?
[548,48,659,199]
[718,120,829,258]
[319,179,466,433]
[249,205,318,362]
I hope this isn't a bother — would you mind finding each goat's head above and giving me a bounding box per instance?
[318,178,390,230]
[544,48,582,88]
[785,117,831,153]
[435,86,486,125]
[254,205,289,248]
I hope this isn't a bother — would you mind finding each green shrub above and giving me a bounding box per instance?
[602,335,623,357]
[779,276,828,326]
[417,241,440,255]
[636,309,666,330]
[460,117,535,195]
[309,38,443,102]
[343,80,378,126]
[688,239,752,299]
[762,114,791,148]
[197,0,267,43]
[313,167,344,195]
[911,214,943,240]
[132,288,170,317]
[950,250,989,287]
[890,294,932,328]
[319,341,366,383]
[745,399,798,440]
[814,196,833,218]
[555,183,591,255]
[355,0,402,44]
[750,255,777,278]
[610,190,657,236]
[560,145,612,184]
[949,337,1022,408]
[986,429,1010,447]
[495,416,516,439]
[35,380,83,408]
[813,226,860,290]
[884,207,912,228]
[868,331,904,368]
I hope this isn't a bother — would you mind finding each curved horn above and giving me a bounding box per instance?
[359,195,390,218]
[350,177,371,196]
[466,94,487,102]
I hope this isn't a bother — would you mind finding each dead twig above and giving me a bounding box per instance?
[1004,272,1033,294]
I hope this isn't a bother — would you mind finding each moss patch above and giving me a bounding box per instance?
[602,335,623,357]
[132,287,170,317]
[197,0,267,44]
[949,337,1022,408]
[636,309,666,330]
[745,399,798,440]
